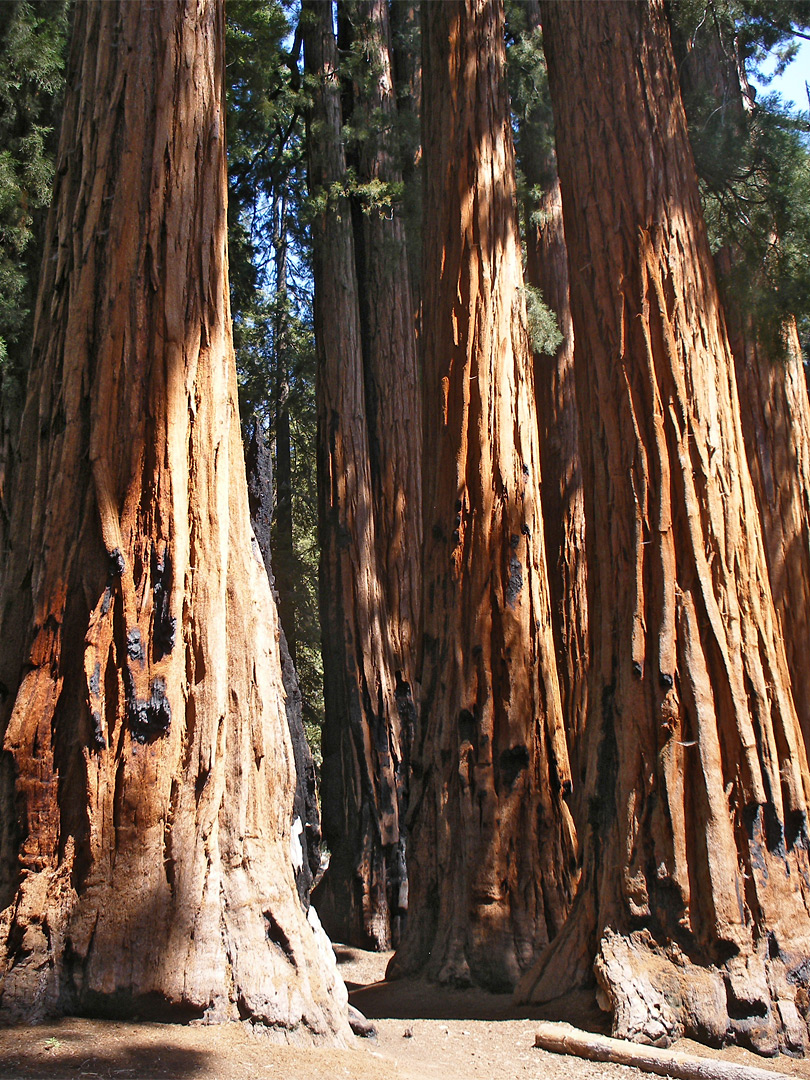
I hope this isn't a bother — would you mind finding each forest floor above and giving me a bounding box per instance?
[3,946,810,1079]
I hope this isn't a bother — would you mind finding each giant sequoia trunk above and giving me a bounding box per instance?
[389,0,576,992]
[518,0,810,1056]
[0,0,349,1039]
[670,10,810,755]
[303,0,407,952]
[517,1,588,811]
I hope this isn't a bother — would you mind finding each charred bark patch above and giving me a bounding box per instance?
[126,675,171,743]
[151,547,176,660]
[497,744,530,791]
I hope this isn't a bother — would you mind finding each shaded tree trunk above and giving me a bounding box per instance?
[0,0,349,1038]
[518,0,810,1056]
[388,0,576,992]
[389,0,421,312]
[270,197,298,663]
[516,1,589,815]
[527,172,589,820]
[340,0,423,945]
[303,0,406,952]
[245,424,321,907]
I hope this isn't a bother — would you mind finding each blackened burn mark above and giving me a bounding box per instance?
[126,627,144,663]
[506,552,523,606]
[458,709,476,744]
[127,675,171,743]
[498,745,529,790]
[151,546,176,659]
[89,662,101,697]
[109,548,126,578]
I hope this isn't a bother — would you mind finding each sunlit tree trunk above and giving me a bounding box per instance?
[518,1,810,1056]
[389,0,576,992]
[303,0,407,951]
[670,8,810,754]
[0,0,349,1038]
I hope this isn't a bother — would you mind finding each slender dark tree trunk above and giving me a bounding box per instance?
[389,0,576,992]
[0,0,349,1038]
[271,197,298,662]
[518,1,810,1056]
[303,0,407,951]
[339,0,423,944]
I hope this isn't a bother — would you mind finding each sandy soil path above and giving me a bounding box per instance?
[2,946,810,1079]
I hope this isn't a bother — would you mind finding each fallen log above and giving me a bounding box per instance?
[534,1021,797,1080]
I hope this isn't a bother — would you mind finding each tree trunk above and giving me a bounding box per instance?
[388,0,577,993]
[516,1,589,816]
[245,424,321,908]
[340,0,423,946]
[270,197,298,663]
[389,0,421,312]
[527,172,589,822]
[725,310,810,755]
[303,0,406,952]
[0,0,349,1039]
[669,9,810,756]
[518,0,810,1056]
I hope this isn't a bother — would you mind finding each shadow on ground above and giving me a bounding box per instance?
[0,1023,209,1080]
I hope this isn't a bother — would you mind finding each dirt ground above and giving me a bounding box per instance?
[2,947,810,1080]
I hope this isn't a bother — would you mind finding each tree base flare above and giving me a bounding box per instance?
[520,927,810,1057]
[0,859,352,1045]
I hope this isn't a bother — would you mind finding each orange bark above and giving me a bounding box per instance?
[519,0,810,1055]
[390,0,576,991]
[0,0,349,1037]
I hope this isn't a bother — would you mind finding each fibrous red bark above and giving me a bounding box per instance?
[0,0,349,1039]
[389,0,576,992]
[303,0,408,952]
[518,0,810,1056]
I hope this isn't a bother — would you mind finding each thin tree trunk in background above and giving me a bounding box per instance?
[303,0,406,952]
[0,0,349,1037]
[341,0,423,946]
[389,0,577,992]
[389,0,421,312]
[519,0,810,1055]
[271,197,298,662]
[519,0,588,818]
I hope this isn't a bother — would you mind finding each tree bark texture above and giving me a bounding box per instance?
[303,0,407,952]
[0,0,350,1039]
[670,12,810,758]
[389,0,577,992]
[270,199,298,663]
[245,424,322,908]
[527,172,589,823]
[340,0,423,946]
[725,309,810,757]
[519,0,810,1056]
[516,3,589,817]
